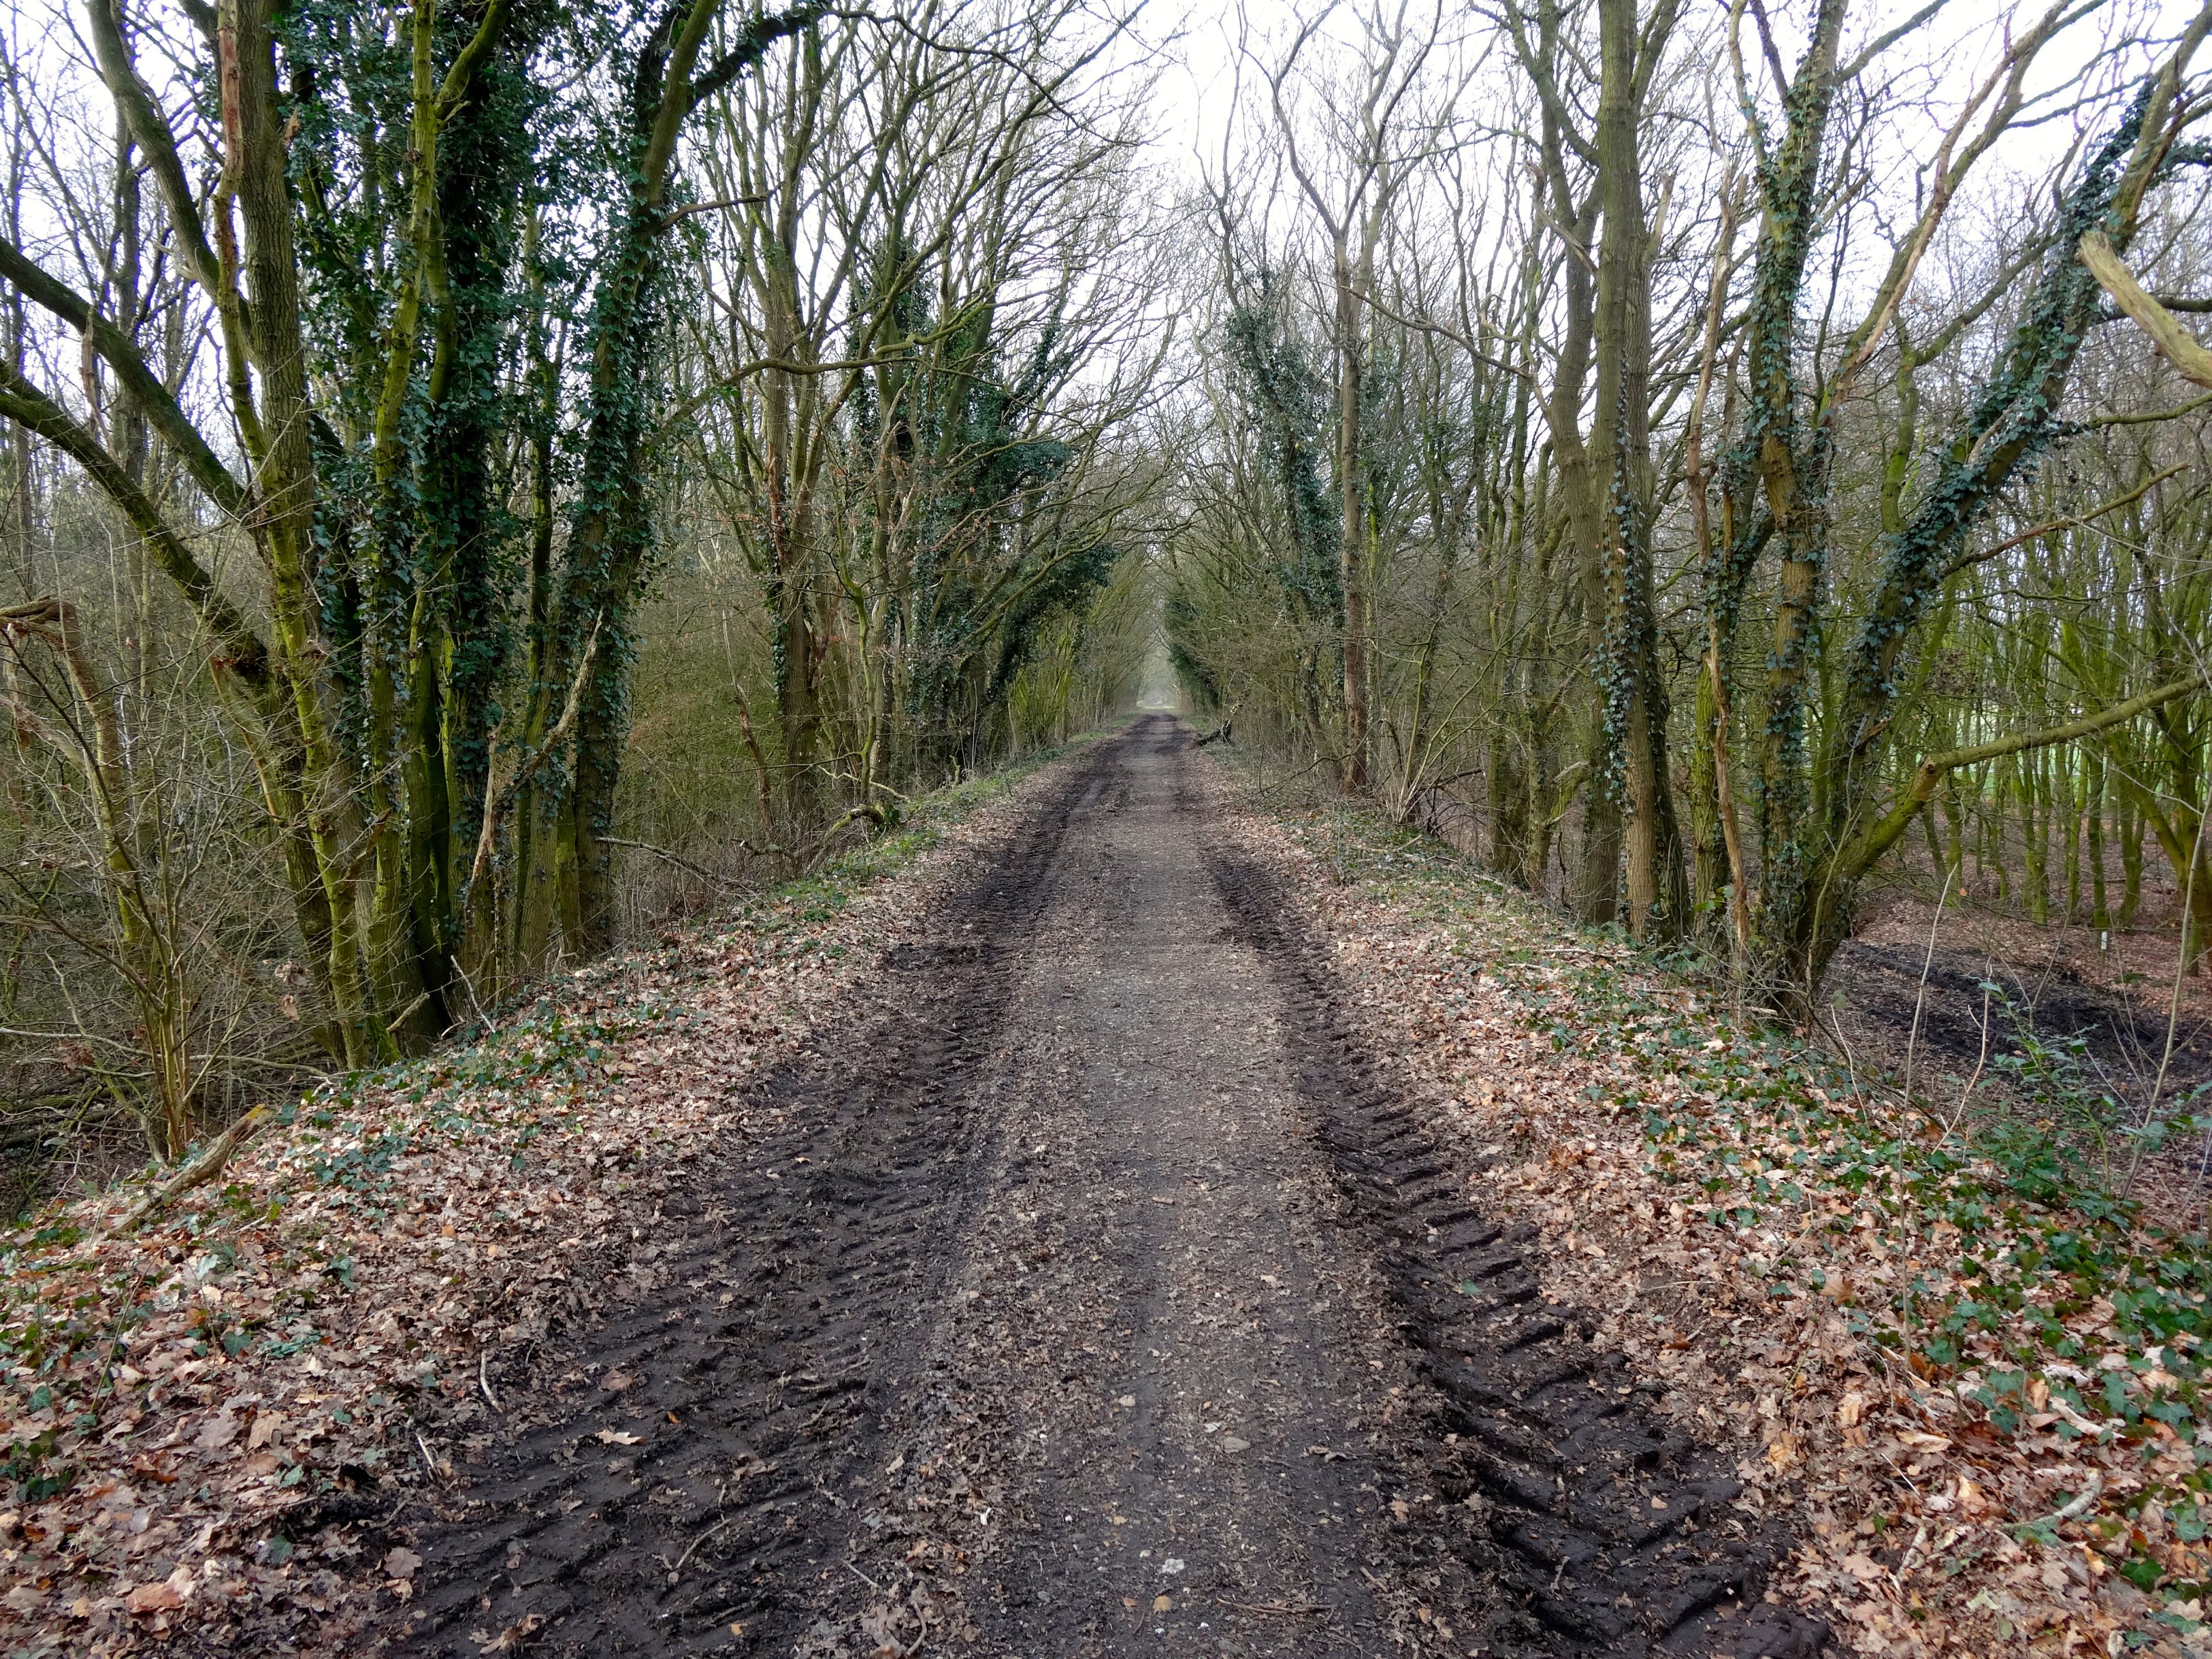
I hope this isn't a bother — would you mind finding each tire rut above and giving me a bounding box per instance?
[389,750,1116,1657]
[1199,817,1832,1659]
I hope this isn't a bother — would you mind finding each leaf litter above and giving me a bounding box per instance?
[0,749,1084,1656]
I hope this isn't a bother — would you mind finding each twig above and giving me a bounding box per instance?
[1946,980,1996,1144]
[478,1351,502,1414]
[604,837,749,891]
[672,1513,741,1572]
[2025,1472,2104,1528]
[2127,782,2209,1199]
[102,1106,269,1236]
[1904,862,1955,1105]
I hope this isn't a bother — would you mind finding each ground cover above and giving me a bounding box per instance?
[1218,754,2212,1656]
[0,744,1086,1658]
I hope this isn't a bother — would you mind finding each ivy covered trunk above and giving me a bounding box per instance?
[1590,0,1685,941]
[223,0,390,1065]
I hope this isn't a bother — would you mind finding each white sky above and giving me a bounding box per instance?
[1141,0,2195,189]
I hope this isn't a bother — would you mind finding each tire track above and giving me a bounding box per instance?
[389,752,1115,1657]
[1199,817,1832,1659]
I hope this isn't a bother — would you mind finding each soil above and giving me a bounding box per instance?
[1826,935,2212,1103]
[388,717,1829,1658]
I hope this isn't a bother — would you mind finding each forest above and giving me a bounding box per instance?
[2,0,2210,1180]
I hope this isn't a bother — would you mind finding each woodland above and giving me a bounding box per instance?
[1,0,2211,1185]
[0,0,1162,1172]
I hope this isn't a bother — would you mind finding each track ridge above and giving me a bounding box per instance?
[1197,807,1832,1659]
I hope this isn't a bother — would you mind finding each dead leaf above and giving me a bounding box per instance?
[248,1411,284,1450]
[595,1428,641,1446]
[384,1547,422,1581]
[1220,1435,1250,1453]
[477,1612,544,1653]
[124,1581,184,1615]
[195,1411,240,1451]
[1152,1594,1172,1613]
[602,1371,634,1392]
[1837,1389,1865,1428]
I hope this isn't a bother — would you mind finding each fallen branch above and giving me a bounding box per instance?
[103,1106,270,1236]
[1192,721,1233,748]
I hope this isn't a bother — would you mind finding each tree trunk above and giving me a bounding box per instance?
[1333,245,1369,794]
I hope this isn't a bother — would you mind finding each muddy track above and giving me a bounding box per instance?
[391,750,1118,1656]
[390,718,1827,1658]
[1829,939,2212,1099]
[1197,804,1829,1658]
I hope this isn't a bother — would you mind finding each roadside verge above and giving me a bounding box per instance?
[1209,752,2212,1659]
[0,737,1095,1657]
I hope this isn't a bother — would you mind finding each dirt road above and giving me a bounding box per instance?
[393,718,1825,1658]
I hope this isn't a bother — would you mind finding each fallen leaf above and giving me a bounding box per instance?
[248,1411,284,1450]
[1116,1394,1136,1408]
[195,1412,240,1451]
[384,1547,422,1581]
[124,1581,184,1615]
[478,1612,544,1653]
[602,1371,634,1391]
[1837,1389,1865,1428]
[1152,1594,1173,1613]
[1220,1435,1250,1453]
[595,1428,642,1446]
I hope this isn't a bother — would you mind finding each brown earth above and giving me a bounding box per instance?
[387,716,1827,1659]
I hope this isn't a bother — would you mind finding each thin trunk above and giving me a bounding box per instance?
[1335,244,1369,794]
